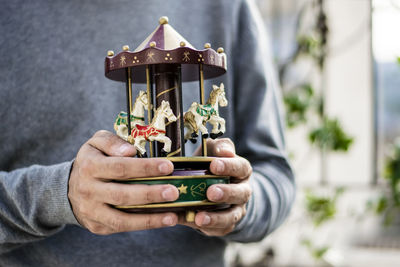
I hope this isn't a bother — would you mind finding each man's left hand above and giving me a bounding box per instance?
[179,138,253,236]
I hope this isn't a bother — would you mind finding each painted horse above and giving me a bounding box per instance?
[129,100,177,157]
[114,91,148,141]
[184,83,228,143]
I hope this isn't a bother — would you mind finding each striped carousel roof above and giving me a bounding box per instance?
[105,16,227,83]
[134,16,194,52]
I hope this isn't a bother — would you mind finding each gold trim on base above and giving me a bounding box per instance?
[115,200,221,209]
[123,174,228,181]
[167,156,215,162]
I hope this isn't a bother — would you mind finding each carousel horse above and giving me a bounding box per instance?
[184,83,228,143]
[129,100,177,157]
[114,91,148,141]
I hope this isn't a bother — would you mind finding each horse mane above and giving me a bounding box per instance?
[206,88,220,105]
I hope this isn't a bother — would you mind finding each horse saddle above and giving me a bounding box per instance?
[135,124,148,131]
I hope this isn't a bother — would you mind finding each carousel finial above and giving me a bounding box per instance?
[180,41,186,47]
[107,50,114,56]
[217,47,224,53]
[204,43,211,49]
[149,41,157,48]
[122,45,130,51]
[159,16,169,25]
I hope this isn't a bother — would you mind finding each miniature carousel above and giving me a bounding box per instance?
[105,16,229,221]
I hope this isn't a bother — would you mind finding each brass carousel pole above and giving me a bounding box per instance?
[146,65,154,157]
[125,66,132,137]
[199,63,207,156]
[123,45,133,142]
[177,65,185,156]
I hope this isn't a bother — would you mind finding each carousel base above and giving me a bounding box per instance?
[114,157,230,221]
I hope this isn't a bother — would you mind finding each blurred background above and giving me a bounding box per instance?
[226,0,400,266]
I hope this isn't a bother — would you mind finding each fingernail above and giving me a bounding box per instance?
[212,186,224,201]
[162,187,176,201]
[215,160,225,173]
[215,147,221,154]
[202,215,211,226]
[162,215,174,226]
[158,162,170,174]
[119,144,132,155]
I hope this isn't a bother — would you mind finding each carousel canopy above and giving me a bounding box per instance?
[134,17,195,51]
[105,16,227,83]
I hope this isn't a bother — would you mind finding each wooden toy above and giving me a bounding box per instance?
[105,16,229,222]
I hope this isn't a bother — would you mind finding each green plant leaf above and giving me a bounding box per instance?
[284,84,315,128]
[300,238,330,260]
[313,247,329,260]
[305,189,342,226]
[309,117,354,152]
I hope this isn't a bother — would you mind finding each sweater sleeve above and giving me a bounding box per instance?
[223,0,296,242]
[0,161,79,254]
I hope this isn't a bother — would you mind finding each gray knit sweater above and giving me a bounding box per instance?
[0,0,295,266]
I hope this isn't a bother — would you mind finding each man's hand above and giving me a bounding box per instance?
[68,130,180,235]
[180,138,253,236]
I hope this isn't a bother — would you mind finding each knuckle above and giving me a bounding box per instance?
[109,218,124,232]
[247,163,253,177]
[232,210,241,223]
[243,159,253,178]
[93,130,116,149]
[77,183,92,200]
[143,161,159,177]
[93,130,110,138]
[227,187,236,201]
[243,185,252,202]
[109,161,126,178]
[231,161,240,174]
[241,205,247,217]
[222,138,235,147]
[110,189,127,205]
[88,223,107,235]
[145,187,156,203]
[79,159,94,178]
[76,204,90,219]
[220,138,234,147]
[142,161,152,176]
[144,216,154,230]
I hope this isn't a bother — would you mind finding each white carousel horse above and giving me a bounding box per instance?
[114,91,148,141]
[184,83,228,143]
[129,100,177,157]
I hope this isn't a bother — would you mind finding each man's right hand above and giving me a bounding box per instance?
[68,130,179,235]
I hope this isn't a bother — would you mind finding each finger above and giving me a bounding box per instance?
[207,138,236,157]
[178,206,245,236]
[210,157,252,179]
[193,138,236,157]
[194,205,245,228]
[89,130,136,157]
[78,145,174,179]
[207,183,252,204]
[100,205,178,233]
[96,182,179,205]
[93,157,174,179]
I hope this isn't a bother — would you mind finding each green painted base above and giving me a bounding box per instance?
[114,157,230,213]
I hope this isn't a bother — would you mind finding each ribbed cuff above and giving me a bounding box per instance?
[40,160,80,226]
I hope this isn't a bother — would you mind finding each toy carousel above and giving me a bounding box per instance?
[105,16,229,221]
